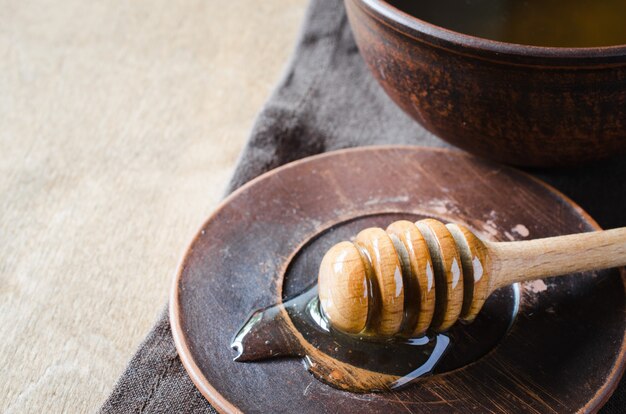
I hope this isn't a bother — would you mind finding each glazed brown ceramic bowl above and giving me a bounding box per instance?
[345,0,626,167]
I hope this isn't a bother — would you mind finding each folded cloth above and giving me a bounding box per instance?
[100,0,625,412]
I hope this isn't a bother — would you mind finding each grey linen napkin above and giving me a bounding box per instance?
[100,0,625,412]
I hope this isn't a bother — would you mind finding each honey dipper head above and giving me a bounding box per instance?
[318,219,492,339]
[318,241,369,335]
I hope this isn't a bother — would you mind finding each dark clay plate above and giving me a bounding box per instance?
[170,146,625,413]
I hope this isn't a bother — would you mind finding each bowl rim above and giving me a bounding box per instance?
[355,0,626,65]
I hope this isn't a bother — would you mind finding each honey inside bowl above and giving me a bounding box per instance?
[386,0,626,47]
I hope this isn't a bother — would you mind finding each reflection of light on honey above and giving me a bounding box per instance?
[390,334,451,389]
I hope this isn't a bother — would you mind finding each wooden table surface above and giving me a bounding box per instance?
[0,0,307,411]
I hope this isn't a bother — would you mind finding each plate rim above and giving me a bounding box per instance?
[169,145,626,414]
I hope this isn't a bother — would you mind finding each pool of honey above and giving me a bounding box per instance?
[233,213,520,392]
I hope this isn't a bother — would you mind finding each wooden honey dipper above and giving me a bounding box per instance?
[318,219,626,339]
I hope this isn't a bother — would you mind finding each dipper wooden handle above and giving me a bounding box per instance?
[318,219,626,339]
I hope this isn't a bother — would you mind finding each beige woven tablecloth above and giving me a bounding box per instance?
[0,1,307,411]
